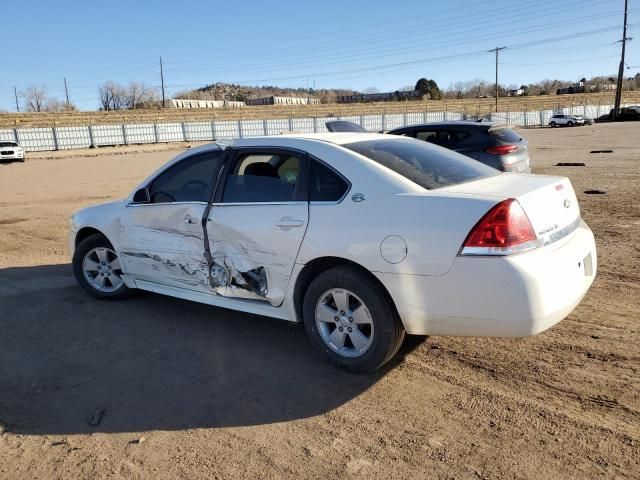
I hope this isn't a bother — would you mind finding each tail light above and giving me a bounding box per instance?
[460,199,539,256]
[486,144,519,155]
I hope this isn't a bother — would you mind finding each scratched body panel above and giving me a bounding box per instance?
[119,203,212,292]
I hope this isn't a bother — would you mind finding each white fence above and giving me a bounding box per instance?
[0,103,619,153]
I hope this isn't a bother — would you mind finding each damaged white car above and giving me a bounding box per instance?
[70,133,597,372]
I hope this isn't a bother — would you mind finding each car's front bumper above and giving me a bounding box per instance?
[0,152,24,161]
[378,220,597,336]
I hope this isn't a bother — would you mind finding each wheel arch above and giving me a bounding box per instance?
[75,226,114,248]
[293,256,401,326]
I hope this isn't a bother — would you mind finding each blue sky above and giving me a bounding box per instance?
[1,0,637,111]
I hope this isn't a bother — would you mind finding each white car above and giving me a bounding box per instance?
[548,114,585,127]
[0,141,25,162]
[70,133,597,372]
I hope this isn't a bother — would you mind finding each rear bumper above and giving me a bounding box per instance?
[378,220,596,336]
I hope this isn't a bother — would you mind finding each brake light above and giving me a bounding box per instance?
[460,199,538,256]
[486,144,519,155]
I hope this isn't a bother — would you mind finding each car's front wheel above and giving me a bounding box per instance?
[72,233,129,299]
[549,121,556,127]
[567,121,574,127]
[303,266,405,372]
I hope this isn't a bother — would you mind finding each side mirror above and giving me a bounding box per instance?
[132,187,150,204]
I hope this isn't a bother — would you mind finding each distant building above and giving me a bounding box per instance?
[508,88,524,96]
[245,96,321,106]
[168,99,245,109]
[336,90,424,103]
[556,83,616,95]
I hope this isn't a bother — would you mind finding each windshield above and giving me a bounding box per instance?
[343,137,499,190]
[0,142,18,148]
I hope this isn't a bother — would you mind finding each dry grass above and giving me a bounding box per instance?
[2,92,639,128]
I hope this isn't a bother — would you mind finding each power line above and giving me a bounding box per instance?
[165,24,635,88]
[162,12,628,87]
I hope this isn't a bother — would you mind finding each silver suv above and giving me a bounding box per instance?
[548,114,585,127]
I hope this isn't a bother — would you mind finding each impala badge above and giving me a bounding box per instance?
[564,199,571,208]
[352,193,366,203]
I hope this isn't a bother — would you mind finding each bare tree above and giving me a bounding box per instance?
[98,81,127,110]
[125,82,158,109]
[21,85,48,112]
[44,99,77,112]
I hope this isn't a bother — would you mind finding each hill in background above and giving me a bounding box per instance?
[174,82,358,103]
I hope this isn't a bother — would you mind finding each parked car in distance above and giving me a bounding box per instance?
[387,121,530,173]
[0,141,25,163]
[70,133,596,372]
[611,106,640,121]
[548,114,585,127]
[572,114,593,125]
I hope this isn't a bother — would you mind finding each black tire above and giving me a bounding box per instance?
[303,266,405,373]
[567,121,574,127]
[549,121,556,127]
[72,233,130,299]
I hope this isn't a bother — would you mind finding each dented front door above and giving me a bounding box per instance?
[120,203,210,291]
[119,149,225,291]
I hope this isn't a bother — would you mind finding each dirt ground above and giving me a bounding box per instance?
[0,124,638,480]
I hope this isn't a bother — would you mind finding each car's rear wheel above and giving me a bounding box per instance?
[550,121,556,127]
[73,234,129,299]
[303,266,405,372]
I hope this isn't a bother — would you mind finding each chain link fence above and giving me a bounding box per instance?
[0,103,621,152]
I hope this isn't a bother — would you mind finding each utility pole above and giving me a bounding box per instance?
[160,56,166,108]
[14,87,19,112]
[64,77,70,106]
[489,47,506,113]
[613,0,629,120]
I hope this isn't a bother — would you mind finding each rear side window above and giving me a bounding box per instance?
[416,130,470,148]
[308,160,349,201]
[488,127,522,143]
[222,152,303,203]
[343,138,498,190]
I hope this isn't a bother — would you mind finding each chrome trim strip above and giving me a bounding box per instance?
[542,216,581,246]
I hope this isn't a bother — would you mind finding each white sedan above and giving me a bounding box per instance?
[0,141,25,162]
[70,133,597,372]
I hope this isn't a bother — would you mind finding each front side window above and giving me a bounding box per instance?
[222,151,303,203]
[148,151,223,203]
[343,137,498,190]
[308,159,349,202]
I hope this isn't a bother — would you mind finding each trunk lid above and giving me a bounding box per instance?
[443,173,581,247]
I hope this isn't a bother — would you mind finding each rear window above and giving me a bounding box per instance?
[489,127,522,143]
[343,138,498,190]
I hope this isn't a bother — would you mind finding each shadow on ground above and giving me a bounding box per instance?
[0,264,424,435]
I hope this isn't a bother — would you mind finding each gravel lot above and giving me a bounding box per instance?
[0,124,638,479]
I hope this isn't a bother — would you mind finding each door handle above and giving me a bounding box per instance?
[183,215,199,225]
[275,217,304,230]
